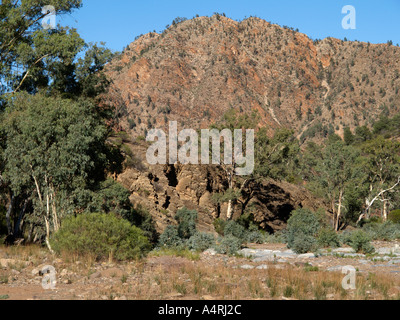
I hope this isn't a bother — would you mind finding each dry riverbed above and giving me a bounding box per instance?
[1,242,399,300]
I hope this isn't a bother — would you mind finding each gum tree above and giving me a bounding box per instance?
[2,93,108,251]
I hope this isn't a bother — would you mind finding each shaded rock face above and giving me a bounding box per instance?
[117,143,325,234]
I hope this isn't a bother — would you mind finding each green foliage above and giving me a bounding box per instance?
[213,218,227,236]
[215,235,242,255]
[187,232,215,252]
[346,230,375,254]
[75,42,115,98]
[389,210,400,224]
[343,127,355,145]
[51,213,151,261]
[1,93,113,240]
[175,207,198,240]
[223,220,247,242]
[89,179,132,219]
[286,208,321,254]
[130,205,159,245]
[246,230,264,244]
[291,234,319,254]
[363,221,400,241]
[254,127,300,181]
[317,228,340,248]
[158,225,183,248]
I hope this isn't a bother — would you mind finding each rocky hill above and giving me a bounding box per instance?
[104,15,400,142]
[103,15,400,233]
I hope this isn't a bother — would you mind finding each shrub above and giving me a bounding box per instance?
[51,213,151,261]
[347,230,375,254]
[175,208,198,239]
[158,225,184,248]
[187,232,215,252]
[318,228,340,248]
[224,221,248,242]
[286,208,321,253]
[246,231,265,244]
[363,221,400,241]
[264,231,286,244]
[213,218,227,236]
[291,233,319,254]
[215,235,242,255]
[389,210,400,224]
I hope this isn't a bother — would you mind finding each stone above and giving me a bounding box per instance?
[203,249,217,256]
[327,266,345,272]
[332,248,356,254]
[90,271,102,279]
[253,255,275,263]
[256,265,269,270]
[298,253,316,259]
[240,265,255,270]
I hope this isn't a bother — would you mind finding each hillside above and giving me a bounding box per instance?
[103,15,400,142]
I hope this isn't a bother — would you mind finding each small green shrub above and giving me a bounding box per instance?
[246,231,265,244]
[213,218,227,236]
[224,221,247,242]
[175,207,198,239]
[51,213,151,261]
[291,233,319,254]
[318,228,340,248]
[389,210,400,224]
[187,232,215,252]
[348,230,375,254]
[286,208,321,253]
[363,221,400,241]
[215,235,242,255]
[264,231,286,244]
[158,225,184,248]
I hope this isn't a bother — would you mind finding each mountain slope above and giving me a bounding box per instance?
[104,15,400,142]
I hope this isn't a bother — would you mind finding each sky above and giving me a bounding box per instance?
[60,0,400,52]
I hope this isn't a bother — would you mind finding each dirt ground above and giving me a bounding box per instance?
[1,242,399,300]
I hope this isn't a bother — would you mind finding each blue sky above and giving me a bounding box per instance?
[61,0,400,52]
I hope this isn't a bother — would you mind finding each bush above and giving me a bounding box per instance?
[187,232,215,252]
[158,225,184,248]
[264,231,286,244]
[215,235,242,255]
[213,218,227,236]
[286,208,321,253]
[363,221,400,241]
[317,228,340,248]
[389,210,400,224]
[291,233,319,254]
[175,208,198,239]
[223,221,248,242]
[51,213,151,261]
[246,231,264,244]
[347,230,375,254]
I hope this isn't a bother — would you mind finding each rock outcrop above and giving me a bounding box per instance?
[117,142,325,234]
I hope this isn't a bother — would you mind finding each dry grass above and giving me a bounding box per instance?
[105,260,400,300]
[1,245,399,300]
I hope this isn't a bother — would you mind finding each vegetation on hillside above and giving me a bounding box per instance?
[0,3,399,260]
